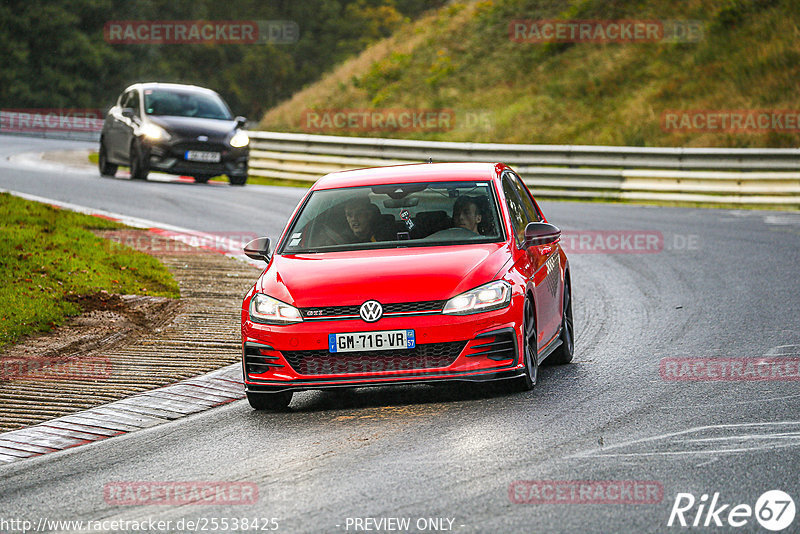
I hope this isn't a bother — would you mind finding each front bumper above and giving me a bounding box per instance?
[241,306,524,392]
[143,138,249,177]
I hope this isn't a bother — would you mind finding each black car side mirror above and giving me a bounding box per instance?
[524,222,561,248]
[121,108,136,119]
[235,116,247,129]
[244,237,271,262]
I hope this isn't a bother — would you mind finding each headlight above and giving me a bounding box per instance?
[249,293,303,324]
[140,123,169,141]
[229,130,249,148]
[442,280,512,315]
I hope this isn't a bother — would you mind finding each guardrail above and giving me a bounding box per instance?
[248,131,800,206]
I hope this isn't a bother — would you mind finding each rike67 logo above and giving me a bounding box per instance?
[668,490,795,531]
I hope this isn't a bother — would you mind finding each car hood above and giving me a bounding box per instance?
[147,115,236,140]
[258,243,512,307]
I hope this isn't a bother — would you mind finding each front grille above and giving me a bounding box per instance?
[172,141,229,153]
[300,300,445,319]
[385,300,445,313]
[244,343,285,375]
[282,341,466,375]
[466,332,516,361]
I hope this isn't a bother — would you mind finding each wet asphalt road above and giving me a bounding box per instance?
[1,135,799,533]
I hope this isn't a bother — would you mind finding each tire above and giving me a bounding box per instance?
[246,391,292,411]
[228,175,247,186]
[194,175,211,184]
[549,278,574,365]
[511,297,538,391]
[98,140,118,177]
[129,140,149,180]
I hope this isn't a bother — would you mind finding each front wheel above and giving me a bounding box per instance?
[228,175,247,186]
[193,175,211,184]
[549,278,574,365]
[129,140,149,180]
[246,391,292,411]
[98,141,118,177]
[511,298,538,391]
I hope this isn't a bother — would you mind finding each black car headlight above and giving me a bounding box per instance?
[249,293,303,324]
[140,123,170,141]
[442,281,512,315]
[229,130,249,148]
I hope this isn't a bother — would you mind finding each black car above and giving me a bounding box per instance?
[99,82,250,185]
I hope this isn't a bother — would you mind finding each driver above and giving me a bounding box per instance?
[452,196,483,234]
[344,197,385,242]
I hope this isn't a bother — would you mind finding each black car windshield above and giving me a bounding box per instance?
[280,181,504,253]
[143,88,232,120]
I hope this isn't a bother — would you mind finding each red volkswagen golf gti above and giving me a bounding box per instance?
[241,163,573,410]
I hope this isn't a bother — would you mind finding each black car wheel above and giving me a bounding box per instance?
[228,175,247,186]
[194,175,211,184]
[246,391,293,411]
[549,278,574,365]
[512,297,538,391]
[129,140,149,180]
[98,140,118,177]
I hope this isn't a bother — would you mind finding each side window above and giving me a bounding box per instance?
[121,91,140,117]
[121,91,133,109]
[502,177,527,247]
[131,89,142,117]
[128,91,141,116]
[509,172,542,222]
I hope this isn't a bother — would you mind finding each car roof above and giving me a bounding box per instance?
[312,162,508,190]
[124,82,220,95]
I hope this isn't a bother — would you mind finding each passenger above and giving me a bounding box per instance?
[452,196,483,235]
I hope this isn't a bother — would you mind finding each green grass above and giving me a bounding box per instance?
[261,0,800,148]
[0,193,180,347]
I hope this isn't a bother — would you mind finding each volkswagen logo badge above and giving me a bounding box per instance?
[359,300,383,322]
[197,135,208,142]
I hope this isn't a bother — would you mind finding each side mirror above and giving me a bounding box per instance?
[524,222,561,248]
[235,116,247,129]
[244,237,271,262]
[121,108,136,119]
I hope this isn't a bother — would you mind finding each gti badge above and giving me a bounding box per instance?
[197,135,208,142]
[359,300,383,322]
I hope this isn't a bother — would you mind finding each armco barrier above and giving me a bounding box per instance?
[248,131,800,206]
[2,122,797,206]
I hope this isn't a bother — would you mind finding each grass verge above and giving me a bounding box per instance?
[0,193,180,348]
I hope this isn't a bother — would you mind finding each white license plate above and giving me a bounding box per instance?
[185,150,221,162]
[329,330,415,353]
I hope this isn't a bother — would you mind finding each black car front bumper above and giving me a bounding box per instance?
[144,139,249,178]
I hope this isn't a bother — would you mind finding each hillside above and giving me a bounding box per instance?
[260,0,800,147]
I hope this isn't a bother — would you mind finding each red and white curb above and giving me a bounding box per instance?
[0,364,244,464]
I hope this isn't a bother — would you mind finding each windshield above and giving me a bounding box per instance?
[280,181,504,253]
[143,88,232,120]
